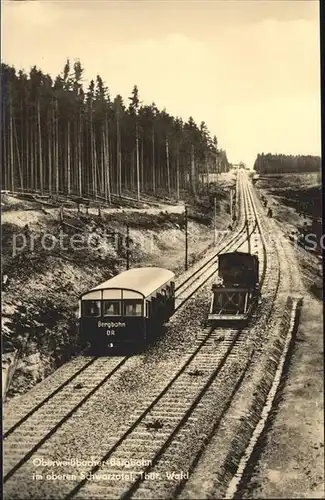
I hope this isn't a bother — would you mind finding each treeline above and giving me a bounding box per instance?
[1,59,230,202]
[253,153,321,174]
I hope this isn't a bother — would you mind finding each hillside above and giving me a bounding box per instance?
[2,175,236,398]
[254,172,322,299]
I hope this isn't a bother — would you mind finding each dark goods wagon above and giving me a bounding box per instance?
[78,267,175,352]
[208,252,260,324]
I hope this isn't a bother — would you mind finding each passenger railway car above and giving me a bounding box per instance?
[78,267,175,350]
[207,252,260,323]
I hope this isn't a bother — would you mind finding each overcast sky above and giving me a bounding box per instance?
[2,0,321,166]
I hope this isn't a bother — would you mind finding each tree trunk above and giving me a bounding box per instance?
[55,100,59,196]
[135,120,140,200]
[103,136,107,201]
[100,127,105,195]
[67,121,71,195]
[90,102,96,198]
[2,99,7,190]
[14,121,23,190]
[140,138,144,193]
[35,125,38,191]
[9,97,14,192]
[103,125,111,204]
[152,128,155,194]
[176,146,180,201]
[20,97,25,191]
[157,145,160,194]
[131,149,135,192]
[116,110,122,196]
[166,136,170,196]
[205,151,209,187]
[191,145,196,194]
[37,100,43,194]
[48,107,52,194]
[30,117,34,192]
[25,117,29,192]
[78,116,82,197]
[93,132,98,199]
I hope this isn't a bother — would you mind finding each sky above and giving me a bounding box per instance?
[2,0,321,166]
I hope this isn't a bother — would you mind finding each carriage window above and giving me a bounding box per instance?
[123,300,143,316]
[82,300,101,317]
[103,300,121,316]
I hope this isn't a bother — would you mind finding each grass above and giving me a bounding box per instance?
[256,172,321,189]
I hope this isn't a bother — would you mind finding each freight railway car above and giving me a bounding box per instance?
[207,252,260,323]
[78,267,175,351]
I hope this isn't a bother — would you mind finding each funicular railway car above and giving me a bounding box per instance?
[78,267,175,351]
[208,252,260,323]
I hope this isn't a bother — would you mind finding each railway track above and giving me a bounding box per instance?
[3,172,246,430]
[85,176,278,500]
[30,173,278,499]
[3,172,278,500]
[177,179,302,500]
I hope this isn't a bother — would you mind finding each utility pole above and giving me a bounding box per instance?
[185,205,188,271]
[126,225,130,270]
[230,189,233,221]
[214,196,217,245]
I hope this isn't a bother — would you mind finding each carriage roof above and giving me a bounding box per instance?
[80,267,175,301]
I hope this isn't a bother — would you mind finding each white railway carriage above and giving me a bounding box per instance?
[78,267,175,351]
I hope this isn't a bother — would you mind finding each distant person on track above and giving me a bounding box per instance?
[23,224,30,239]
[2,274,9,291]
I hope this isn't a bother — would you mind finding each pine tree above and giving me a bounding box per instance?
[128,85,141,200]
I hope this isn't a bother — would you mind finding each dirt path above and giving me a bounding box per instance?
[242,185,324,499]
[243,293,324,499]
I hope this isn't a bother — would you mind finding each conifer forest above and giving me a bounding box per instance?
[1,60,231,201]
[253,153,321,175]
